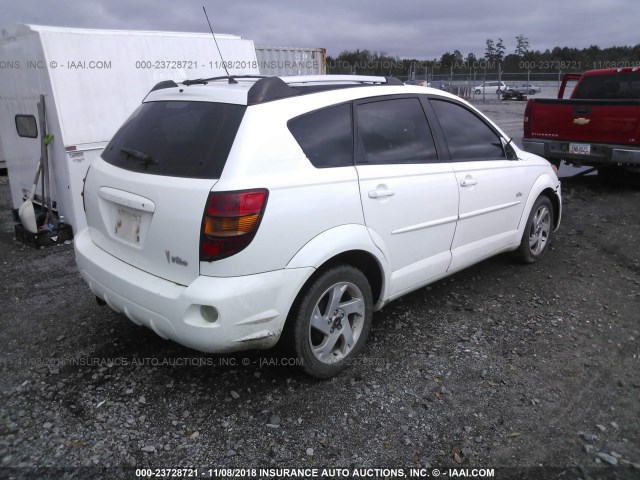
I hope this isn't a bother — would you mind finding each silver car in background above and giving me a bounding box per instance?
[474,81,508,94]
[511,83,542,95]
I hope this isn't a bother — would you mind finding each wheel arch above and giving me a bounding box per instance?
[289,249,386,313]
[518,174,562,236]
[280,246,387,354]
[313,250,384,306]
[539,187,561,230]
[286,225,389,306]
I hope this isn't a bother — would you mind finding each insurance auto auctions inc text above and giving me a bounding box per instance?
[197,467,495,478]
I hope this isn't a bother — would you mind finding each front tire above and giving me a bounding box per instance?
[286,265,373,379]
[513,196,554,263]
[598,166,619,185]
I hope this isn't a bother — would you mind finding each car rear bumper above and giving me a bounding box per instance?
[523,139,640,167]
[74,228,312,353]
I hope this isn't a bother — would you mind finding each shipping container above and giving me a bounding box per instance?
[255,46,326,76]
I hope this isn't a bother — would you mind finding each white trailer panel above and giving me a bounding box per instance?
[0,24,258,233]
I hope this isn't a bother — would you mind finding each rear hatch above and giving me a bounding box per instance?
[528,99,640,145]
[83,100,246,285]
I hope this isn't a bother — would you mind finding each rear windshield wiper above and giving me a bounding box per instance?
[120,147,157,165]
[182,78,209,86]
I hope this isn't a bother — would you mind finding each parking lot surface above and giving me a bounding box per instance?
[0,102,639,479]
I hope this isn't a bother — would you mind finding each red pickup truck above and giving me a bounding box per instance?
[522,68,640,171]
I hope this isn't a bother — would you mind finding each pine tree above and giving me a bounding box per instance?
[515,34,530,56]
[485,39,496,61]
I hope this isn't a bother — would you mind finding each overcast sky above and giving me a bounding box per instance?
[2,0,638,59]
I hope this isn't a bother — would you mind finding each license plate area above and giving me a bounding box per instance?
[114,207,142,244]
[569,143,591,155]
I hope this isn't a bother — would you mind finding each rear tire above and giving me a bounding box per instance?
[513,196,554,264]
[286,265,373,379]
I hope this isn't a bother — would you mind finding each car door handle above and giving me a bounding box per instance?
[368,189,395,199]
[460,176,478,187]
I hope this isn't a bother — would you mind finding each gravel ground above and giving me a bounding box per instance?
[1,104,639,480]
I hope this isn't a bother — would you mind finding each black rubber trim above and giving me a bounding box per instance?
[247,77,301,105]
[149,80,179,92]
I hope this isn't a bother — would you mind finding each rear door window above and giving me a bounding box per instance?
[288,103,353,168]
[355,97,438,164]
[102,101,246,179]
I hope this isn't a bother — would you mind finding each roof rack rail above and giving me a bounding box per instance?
[247,75,404,105]
[279,75,402,85]
[384,76,404,86]
[149,80,179,92]
[177,74,405,104]
[247,77,301,105]
[182,75,268,86]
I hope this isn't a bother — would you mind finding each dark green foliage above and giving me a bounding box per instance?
[326,42,640,79]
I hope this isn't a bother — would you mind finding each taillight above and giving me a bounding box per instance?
[524,102,532,137]
[200,189,268,261]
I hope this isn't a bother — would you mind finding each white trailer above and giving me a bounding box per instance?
[0,137,5,170]
[0,24,259,234]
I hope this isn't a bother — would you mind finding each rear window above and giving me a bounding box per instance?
[102,101,246,179]
[573,72,640,99]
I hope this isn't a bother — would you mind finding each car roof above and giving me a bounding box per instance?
[143,75,409,106]
[140,74,511,142]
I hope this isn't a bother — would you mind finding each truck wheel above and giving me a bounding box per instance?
[475,89,481,94]
[513,196,553,264]
[286,265,373,379]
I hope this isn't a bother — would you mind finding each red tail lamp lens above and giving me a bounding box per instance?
[200,189,268,261]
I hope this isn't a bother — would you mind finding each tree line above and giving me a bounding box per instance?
[326,35,640,79]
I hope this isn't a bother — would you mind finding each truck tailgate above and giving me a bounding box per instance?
[527,99,640,146]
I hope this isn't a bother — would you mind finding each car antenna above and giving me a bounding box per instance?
[202,6,236,83]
